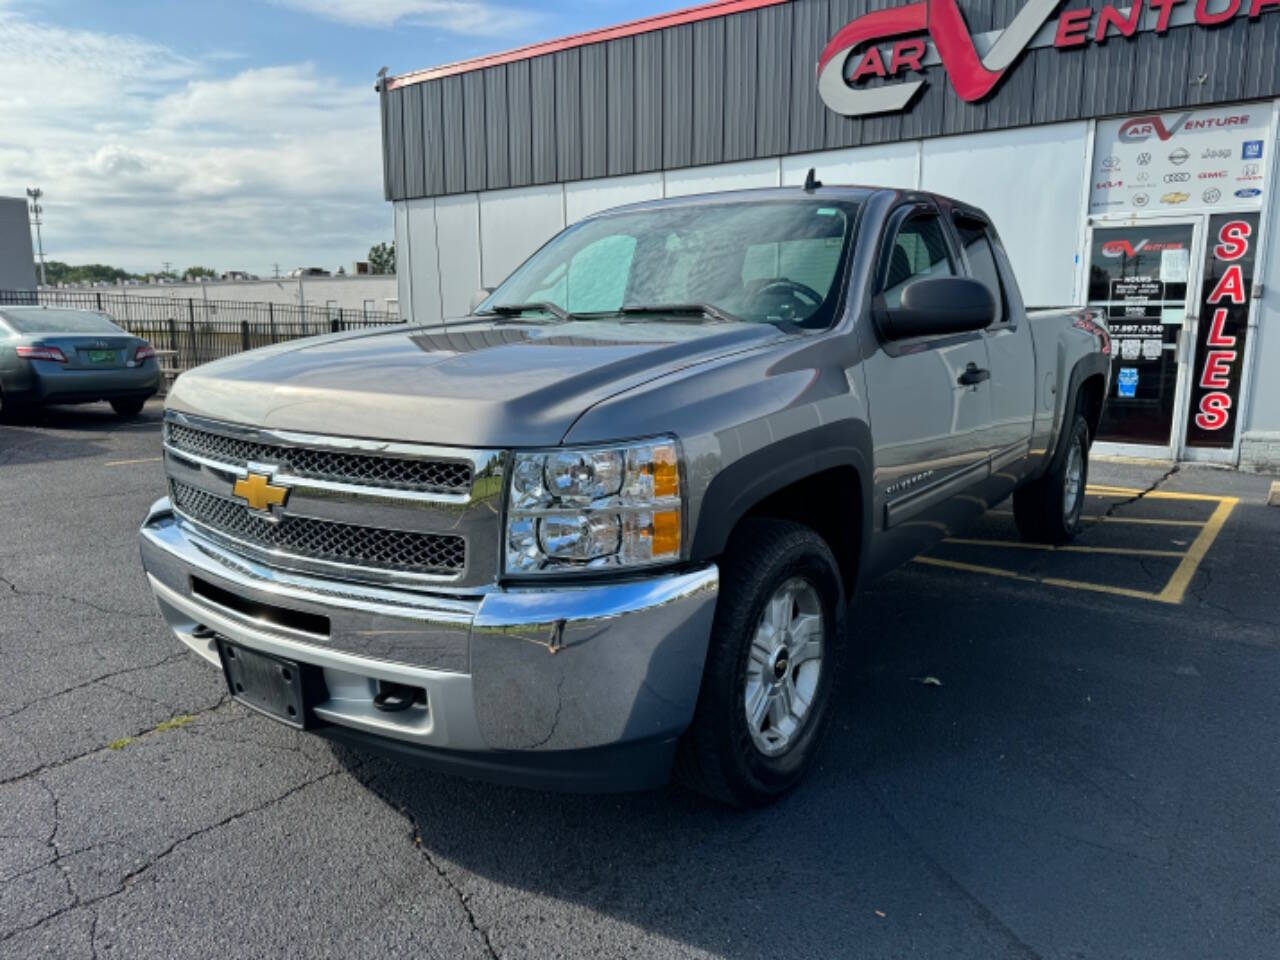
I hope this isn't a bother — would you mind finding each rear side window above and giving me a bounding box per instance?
[955,219,1006,326]
[880,212,954,308]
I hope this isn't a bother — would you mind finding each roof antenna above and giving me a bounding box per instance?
[803,168,822,192]
[375,66,388,93]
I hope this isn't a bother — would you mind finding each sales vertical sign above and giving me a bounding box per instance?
[1186,213,1260,448]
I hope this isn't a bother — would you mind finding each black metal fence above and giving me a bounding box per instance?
[0,290,404,381]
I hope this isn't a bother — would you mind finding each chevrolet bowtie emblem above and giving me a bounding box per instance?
[233,473,291,514]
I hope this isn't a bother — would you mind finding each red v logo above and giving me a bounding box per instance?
[818,0,1060,118]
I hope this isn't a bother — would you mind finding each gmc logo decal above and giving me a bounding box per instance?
[818,0,1280,118]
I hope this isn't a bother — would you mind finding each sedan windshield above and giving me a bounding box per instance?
[0,308,123,335]
[483,200,859,329]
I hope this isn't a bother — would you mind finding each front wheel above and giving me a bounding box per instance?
[1014,413,1090,545]
[110,397,147,417]
[675,519,844,807]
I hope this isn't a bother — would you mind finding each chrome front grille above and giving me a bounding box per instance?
[170,479,467,575]
[165,422,473,494]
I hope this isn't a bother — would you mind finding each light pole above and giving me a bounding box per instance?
[26,188,46,287]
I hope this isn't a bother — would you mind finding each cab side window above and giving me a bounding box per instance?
[954,218,1006,326]
[880,212,954,308]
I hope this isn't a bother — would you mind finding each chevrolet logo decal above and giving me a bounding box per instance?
[233,473,290,513]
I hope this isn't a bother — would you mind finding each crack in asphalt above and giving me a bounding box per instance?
[0,698,232,788]
[1090,464,1181,524]
[0,652,189,722]
[0,770,342,947]
[0,574,152,620]
[360,774,501,960]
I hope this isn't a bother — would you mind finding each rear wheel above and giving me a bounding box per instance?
[675,519,844,807]
[1014,412,1090,545]
[110,397,147,417]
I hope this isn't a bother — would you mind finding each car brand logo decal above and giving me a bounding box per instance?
[1096,180,1124,190]
[816,0,1061,117]
[1100,156,1121,170]
[1235,188,1263,198]
[1102,239,1184,259]
[1243,140,1264,160]
[1203,188,1222,204]
[1199,170,1228,180]
[1169,148,1191,165]
[818,2,1274,120]
[1133,193,1150,207]
[1137,152,1152,165]
[1164,172,1191,183]
[232,472,291,517]
[1202,148,1232,159]
[1161,192,1191,205]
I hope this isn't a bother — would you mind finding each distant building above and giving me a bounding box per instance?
[0,197,36,291]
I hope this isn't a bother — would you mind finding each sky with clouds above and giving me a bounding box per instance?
[0,0,689,277]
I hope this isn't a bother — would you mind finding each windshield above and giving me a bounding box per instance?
[483,200,859,329]
[0,308,123,335]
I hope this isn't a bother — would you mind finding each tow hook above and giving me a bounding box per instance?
[373,681,423,713]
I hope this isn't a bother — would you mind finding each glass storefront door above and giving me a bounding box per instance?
[1087,222,1201,455]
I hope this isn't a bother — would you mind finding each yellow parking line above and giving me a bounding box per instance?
[104,457,163,467]
[1086,485,1237,503]
[944,538,1185,559]
[1157,497,1238,605]
[991,510,1204,527]
[914,556,1164,603]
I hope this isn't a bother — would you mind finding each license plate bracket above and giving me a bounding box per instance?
[87,349,115,364]
[217,639,308,729]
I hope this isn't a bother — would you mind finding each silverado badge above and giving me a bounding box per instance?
[233,472,290,517]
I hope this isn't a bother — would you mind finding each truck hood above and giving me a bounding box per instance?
[166,318,786,447]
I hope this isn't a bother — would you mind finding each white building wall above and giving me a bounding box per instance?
[781,143,919,191]
[434,194,482,320]
[1240,121,1280,469]
[920,122,1090,309]
[478,186,565,289]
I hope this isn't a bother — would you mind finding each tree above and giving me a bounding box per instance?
[184,266,218,280]
[368,242,395,275]
[336,265,346,276]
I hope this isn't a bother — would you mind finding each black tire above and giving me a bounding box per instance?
[675,518,845,807]
[1014,412,1090,545]
[110,397,147,417]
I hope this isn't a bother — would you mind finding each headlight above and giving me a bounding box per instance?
[505,438,683,576]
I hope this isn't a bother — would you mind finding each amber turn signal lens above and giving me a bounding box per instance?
[652,446,680,499]
[651,509,681,558]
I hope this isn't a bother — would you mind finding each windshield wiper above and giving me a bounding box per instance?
[486,302,575,323]
[617,303,739,324]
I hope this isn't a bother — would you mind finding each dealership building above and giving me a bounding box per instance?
[378,0,1280,468]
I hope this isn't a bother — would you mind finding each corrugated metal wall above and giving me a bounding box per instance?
[381,1,1280,202]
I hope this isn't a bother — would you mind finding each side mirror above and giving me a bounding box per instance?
[469,288,494,313]
[879,276,995,340]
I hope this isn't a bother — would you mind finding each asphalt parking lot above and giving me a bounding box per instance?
[3,400,1279,960]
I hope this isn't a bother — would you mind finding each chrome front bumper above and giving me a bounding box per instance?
[139,498,718,786]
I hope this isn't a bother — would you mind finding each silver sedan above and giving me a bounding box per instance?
[0,306,161,419]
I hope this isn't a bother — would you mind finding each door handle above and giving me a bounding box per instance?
[958,363,990,387]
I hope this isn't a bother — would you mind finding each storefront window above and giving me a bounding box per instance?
[1088,224,1193,447]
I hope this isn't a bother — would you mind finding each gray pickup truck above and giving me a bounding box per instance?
[139,185,1110,805]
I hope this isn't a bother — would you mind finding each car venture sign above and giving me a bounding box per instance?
[817,0,1280,118]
